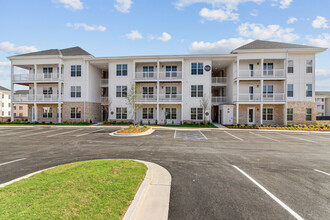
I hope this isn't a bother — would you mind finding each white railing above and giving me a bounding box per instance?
[135,72,157,80]
[262,69,285,78]
[263,93,285,102]
[159,71,182,80]
[101,97,109,104]
[239,93,262,102]
[13,74,35,81]
[159,94,182,102]
[238,93,285,102]
[238,70,262,78]
[212,96,227,104]
[36,94,59,102]
[13,73,62,81]
[212,77,227,84]
[237,69,286,78]
[101,79,108,86]
[13,94,59,102]
[13,94,34,102]
[136,94,157,102]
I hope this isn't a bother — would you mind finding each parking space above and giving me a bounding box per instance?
[0,127,330,219]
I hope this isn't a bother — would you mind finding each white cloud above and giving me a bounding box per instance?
[114,0,133,13]
[151,32,172,42]
[125,30,142,40]
[0,41,38,54]
[190,38,253,54]
[287,17,298,24]
[271,0,293,9]
[316,78,330,90]
[66,23,106,32]
[55,0,84,10]
[175,0,264,10]
[199,8,239,21]
[238,22,300,42]
[316,69,330,76]
[306,33,330,48]
[0,61,10,67]
[312,16,329,29]
[250,9,258,17]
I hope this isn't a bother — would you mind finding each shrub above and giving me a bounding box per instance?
[143,125,148,128]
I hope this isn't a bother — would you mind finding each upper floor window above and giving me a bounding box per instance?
[143,66,154,78]
[263,63,274,76]
[71,86,81,98]
[43,87,53,98]
[191,63,203,75]
[306,84,312,97]
[71,65,81,77]
[263,85,274,99]
[166,66,177,78]
[165,87,177,98]
[306,60,313,73]
[191,85,203,97]
[287,84,294,97]
[143,87,154,98]
[288,60,294,73]
[43,68,53,78]
[116,64,128,76]
[116,86,127,98]
[1,94,4,99]
[19,106,23,110]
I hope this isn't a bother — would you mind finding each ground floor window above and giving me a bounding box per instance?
[43,107,53,118]
[143,108,153,119]
[116,107,127,119]
[287,108,293,121]
[191,108,203,120]
[165,108,176,119]
[306,108,312,121]
[71,107,81,119]
[263,108,273,121]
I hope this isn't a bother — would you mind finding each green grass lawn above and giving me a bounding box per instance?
[0,160,147,219]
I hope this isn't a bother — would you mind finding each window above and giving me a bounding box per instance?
[143,66,154,78]
[14,106,16,110]
[165,87,177,98]
[165,108,176,120]
[1,94,4,98]
[19,113,23,117]
[116,86,128,97]
[43,87,53,98]
[8,111,10,116]
[306,60,313,73]
[71,65,82,77]
[43,67,53,78]
[191,62,203,75]
[116,107,127,119]
[191,108,203,120]
[71,86,81,98]
[43,107,52,118]
[287,84,294,97]
[8,95,10,99]
[306,84,312,97]
[70,107,81,119]
[263,108,273,121]
[143,108,154,119]
[306,108,312,121]
[1,103,3,107]
[19,106,23,110]
[263,63,274,75]
[143,87,154,99]
[263,85,274,99]
[14,113,16,117]
[1,111,3,116]
[288,60,294,73]
[116,64,128,76]
[8,103,10,107]
[191,85,203,97]
[287,108,293,121]
[166,66,177,78]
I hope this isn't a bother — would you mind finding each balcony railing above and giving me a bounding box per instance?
[101,97,109,104]
[237,69,285,79]
[136,94,157,102]
[101,79,108,87]
[159,94,182,102]
[13,94,59,102]
[13,73,62,81]
[135,72,157,80]
[212,77,227,84]
[263,93,285,102]
[159,71,182,80]
[212,96,227,104]
[238,93,285,102]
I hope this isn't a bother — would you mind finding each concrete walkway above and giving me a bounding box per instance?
[213,123,227,128]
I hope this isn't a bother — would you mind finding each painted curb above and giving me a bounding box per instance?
[110,128,155,137]
[123,160,171,220]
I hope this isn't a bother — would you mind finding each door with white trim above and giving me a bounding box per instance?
[247,107,255,125]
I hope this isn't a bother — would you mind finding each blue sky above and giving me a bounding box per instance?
[1,0,330,90]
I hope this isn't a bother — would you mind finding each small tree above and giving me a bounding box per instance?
[125,83,142,125]
[199,95,209,124]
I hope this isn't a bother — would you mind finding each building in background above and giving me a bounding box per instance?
[0,86,11,121]
[13,90,29,120]
[316,91,330,120]
[8,40,327,125]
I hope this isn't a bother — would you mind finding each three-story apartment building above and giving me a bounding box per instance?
[8,40,326,125]
[0,86,11,121]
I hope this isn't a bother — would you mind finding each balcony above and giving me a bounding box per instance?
[13,94,59,103]
[212,77,227,85]
[159,94,182,102]
[237,69,285,79]
[137,94,157,103]
[101,79,108,87]
[212,96,227,105]
[237,93,285,102]
[101,97,109,105]
[135,72,157,81]
[13,73,62,82]
[159,71,182,80]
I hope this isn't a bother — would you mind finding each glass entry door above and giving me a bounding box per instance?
[248,107,255,125]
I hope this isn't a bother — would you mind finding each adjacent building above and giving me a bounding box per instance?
[13,90,29,120]
[8,40,327,125]
[316,91,330,119]
[0,86,11,121]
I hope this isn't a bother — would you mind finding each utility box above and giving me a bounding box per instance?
[220,105,234,125]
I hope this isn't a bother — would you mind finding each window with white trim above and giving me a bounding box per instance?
[165,108,176,119]
[143,66,154,78]
[116,107,127,119]
[116,86,127,97]
[143,108,154,119]
[191,63,203,75]
[71,65,81,77]
[306,84,312,97]
[116,64,128,76]
[165,66,177,78]
[143,87,154,99]
[165,87,177,98]
[191,108,203,120]
[43,107,52,118]
[70,107,81,119]
[306,108,312,121]
[288,60,294,73]
[287,84,294,97]
[43,87,53,98]
[43,67,53,78]
[71,86,81,98]
[306,60,313,73]
[191,85,203,97]
[287,108,293,121]
[263,108,273,121]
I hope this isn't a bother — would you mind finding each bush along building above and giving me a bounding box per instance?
[8,40,327,125]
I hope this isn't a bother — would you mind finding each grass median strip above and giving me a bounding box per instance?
[0,159,147,219]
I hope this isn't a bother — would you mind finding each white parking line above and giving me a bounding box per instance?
[75,129,105,137]
[0,128,38,137]
[232,165,304,220]
[20,129,56,137]
[224,131,243,141]
[283,134,318,144]
[199,130,208,140]
[0,158,26,167]
[250,132,280,142]
[314,169,330,176]
[47,128,84,137]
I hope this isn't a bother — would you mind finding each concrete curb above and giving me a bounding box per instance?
[123,160,171,220]
[110,128,155,137]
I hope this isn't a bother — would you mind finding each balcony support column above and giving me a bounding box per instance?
[10,64,14,122]
[58,81,62,123]
[34,103,38,122]
[260,59,264,76]
[157,61,160,104]
[260,103,263,126]
[157,104,160,125]
[34,64,37,80]
[284,103,287,126]
[236,103,239,125]
[261,79,264,102]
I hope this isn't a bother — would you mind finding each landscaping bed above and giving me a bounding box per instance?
[226,123,330,131]
[117,125,150,134]
[0,160,147,219]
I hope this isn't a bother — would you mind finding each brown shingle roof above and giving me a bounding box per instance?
[11,47,92,57]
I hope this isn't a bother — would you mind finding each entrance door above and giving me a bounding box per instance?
[249,86,254,100]
[247,107,255,125]
[212,106,219,123]
[249,64,254,77]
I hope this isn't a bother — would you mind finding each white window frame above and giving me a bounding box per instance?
[70,107,81,119]
[116,107,127,119]
[142,108,154,119]
[263,108,274,121]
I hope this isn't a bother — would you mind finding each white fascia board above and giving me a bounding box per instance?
[233,47,327,54]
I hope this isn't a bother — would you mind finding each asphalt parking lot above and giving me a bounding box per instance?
[0,126,330,220]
